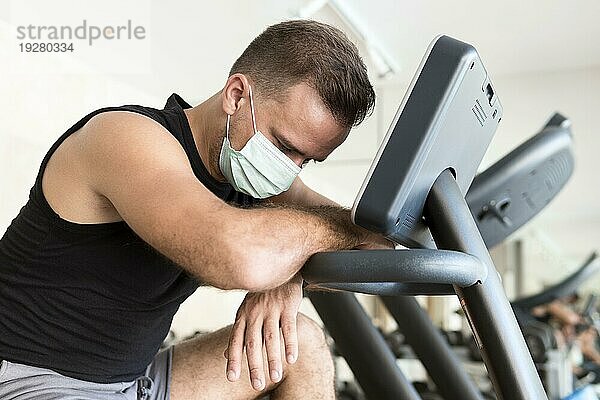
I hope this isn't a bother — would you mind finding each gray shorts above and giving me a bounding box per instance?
[0,346,173,400]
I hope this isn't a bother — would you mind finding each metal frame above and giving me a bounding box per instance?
[305,170,547,400]
[303,249,487,295]
[386,112,573,399]
[512,252,600,311]
[381,296,484,400]
[308,291,421,400]
[424,170,546,399]
[465,112,574,248]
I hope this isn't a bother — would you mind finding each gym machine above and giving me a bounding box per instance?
[303,35,548,400]
[378,111,576,399]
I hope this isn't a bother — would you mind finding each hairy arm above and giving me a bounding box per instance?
[547,300,582,326]
[269,175,393,249]
[270,175,339,207]
[79,111,372,292]
[224,167,393,390]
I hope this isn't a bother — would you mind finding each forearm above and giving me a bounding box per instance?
[164,178,381,291]
[583,349,600,363]
[124,190,366,292]
[548,302,581,325]
[238,202,370,290]
[581,343,600,364]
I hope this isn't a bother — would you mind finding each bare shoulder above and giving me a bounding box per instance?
[76,110,192,180]
[78,110,182,156]
[43,109,253,288]
[43,110,204,224]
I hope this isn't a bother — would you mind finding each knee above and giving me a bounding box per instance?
[296,313,332,368]
[297,313,327,348]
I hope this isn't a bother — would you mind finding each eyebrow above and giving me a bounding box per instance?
[274,128,327,162]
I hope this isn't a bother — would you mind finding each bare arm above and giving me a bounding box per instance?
[79,112,371,292]
[579,328,600,363]
[224,170,393,390]
[271,175,340,208]
[547,300,582,326]
[269,176,393,249]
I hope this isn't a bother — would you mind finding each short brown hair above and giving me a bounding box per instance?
[230,20,375,128]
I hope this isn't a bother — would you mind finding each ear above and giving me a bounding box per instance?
[221,74,250,116]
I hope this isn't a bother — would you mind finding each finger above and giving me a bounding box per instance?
[226,319,246,382]
[281,313,298,364]
[264,317,282,383]
[245,319,266,391]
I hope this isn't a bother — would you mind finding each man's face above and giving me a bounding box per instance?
[227,82,349,168]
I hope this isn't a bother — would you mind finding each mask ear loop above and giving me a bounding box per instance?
[226,85,255,141]
[248,85,258,134]
[225,114,231,140]
[224,85,255,147]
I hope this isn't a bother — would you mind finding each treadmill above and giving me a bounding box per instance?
[301,35,560,400]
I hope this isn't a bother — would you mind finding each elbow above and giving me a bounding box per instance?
[237,276,269,293]
[209,216,302,291]
[227,248,287,292]
[233,256,274,292]
[213,266,267,292]
[202,246,270,291]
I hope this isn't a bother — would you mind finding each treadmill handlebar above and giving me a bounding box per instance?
[310,282,457,296]
[543,112,571,130]
[302,249,488,295]
[512,252,600,310]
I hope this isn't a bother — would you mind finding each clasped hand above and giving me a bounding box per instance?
[224,274,303,391]
[223,233,392,391]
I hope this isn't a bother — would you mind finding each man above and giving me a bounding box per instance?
[532,297,600,383]
[0,20,389,399]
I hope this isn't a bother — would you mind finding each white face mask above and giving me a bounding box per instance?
[218,86,301,199]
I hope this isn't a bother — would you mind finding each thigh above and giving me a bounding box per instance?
[170,326,279,400]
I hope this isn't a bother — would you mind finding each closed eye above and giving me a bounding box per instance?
[275,138,293,153]
[273,133,325,165]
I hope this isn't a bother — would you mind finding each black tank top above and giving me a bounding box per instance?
[0,94,256,383]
